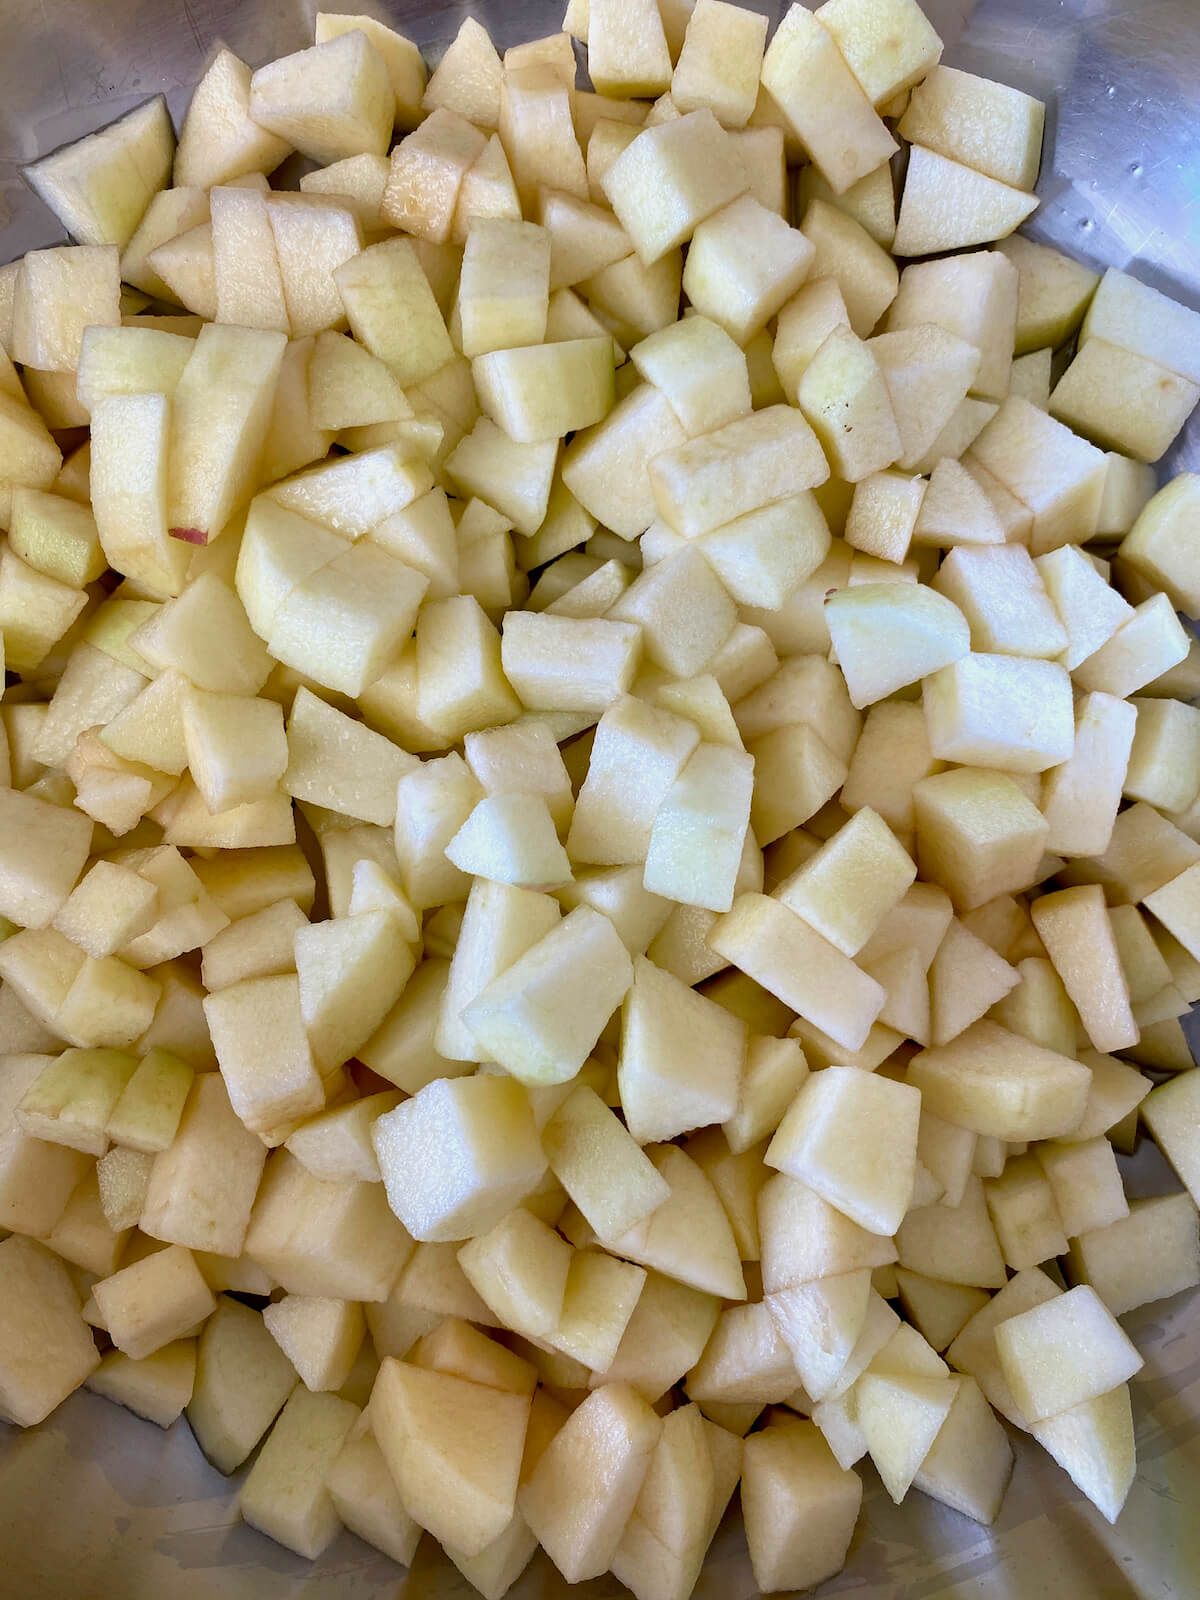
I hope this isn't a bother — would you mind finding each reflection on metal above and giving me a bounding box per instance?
[0,2,1198,1596]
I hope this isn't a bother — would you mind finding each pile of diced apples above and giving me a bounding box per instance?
[3,0,1200,1593]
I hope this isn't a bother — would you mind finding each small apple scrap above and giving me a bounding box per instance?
[3,0,1200,1595]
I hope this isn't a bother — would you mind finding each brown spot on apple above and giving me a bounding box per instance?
[170,527,208,545]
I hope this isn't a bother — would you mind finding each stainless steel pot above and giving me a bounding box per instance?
[2,2,1199,1594]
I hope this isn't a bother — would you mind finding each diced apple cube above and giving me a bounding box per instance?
[520,1382,662,1582]
[588,0,672,98]
[924,653,1075,774]
[93,1243,215,1362]
[994,1284,1142,1424]
[909,1020,1089,1142]
[1081,265,1200,386]
[0,1235,100,1424]
[372,1075,545,1242]
[334,237,454,385]
[602,110,746,266]
[766,1065,920,1235]
[473,337,614,442]
[741,1419,862,1593]
[372,1357,531,1558]
[1067,1192,1200,1315]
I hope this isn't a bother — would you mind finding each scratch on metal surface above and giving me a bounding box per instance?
[180,0,205,55]
[36,0,70,112]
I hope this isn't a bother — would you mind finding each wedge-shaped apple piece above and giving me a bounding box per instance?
[473,337,614,443]
[1029,887,1137,1053]
[909,1020,1089,1142]
[382,108,486,243]
[0,786,92,931]
[913,768,1049,912]
[457,1206,571,1340]
[262,1295,363,1394]
[144,222,216,320]
[894,1271,989,1355]
[185,1295,297,1472]
[598,1271,720,1403]
[295,911,414,1073]
[167,324,287,546]
[0,1235,101,1425]
[249,32,392,165]
[1029,1385,1135,1525]
[761,5,896,195]
[202,974,323,1143]
[618,955,745,1145]
[245,1149,413,1303]
[314,11,425,128]
[560,382,683,538]
[600,109,744,267]
[642,743,755,912]
[858,1369,961,1503]
[208,185,289,333]
[1081,265,1200,385]
[86,1338,196,1429]
[520,1382,661,1583]
[422,15,502,127]
[371,1358,529,1559]
[606,1144,746,1301]
[173,48,291,188]
[23,97,174,250]
[444,793,571,888]
[17,1047,137,1156]
[94,1243,215,1362]
[105,1046,192,1154]
[283,688,415,828]
[869,325,980,473]
[11,244,120,373]
[671,0,768,124]
[569,695,699,864]
[1068,1193,1200,1316]
[924,653,1075,774]
[239,1387,358,1559]
[1050,338,1198,466]
[896,1176,1008,1290]
[684,1299,798,1406]
[543,1083,671,1241]
[436,880,560,1064]
[742,1419,862,1594]
[709,893,885,1054]
[461,906,634,1086]
[327,1423,422,1567]
[501,65,589,210]
[824,582,968,709]
[372,1075,546,1243]
[894,146,1037,256]
[766,1269,872,1400]
[139,1074,266,1258]
[610,1402,726,1600]
[775,805,916,958]
[269,541,429,699]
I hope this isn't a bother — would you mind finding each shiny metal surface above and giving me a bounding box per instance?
[2,2,1200,1596]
